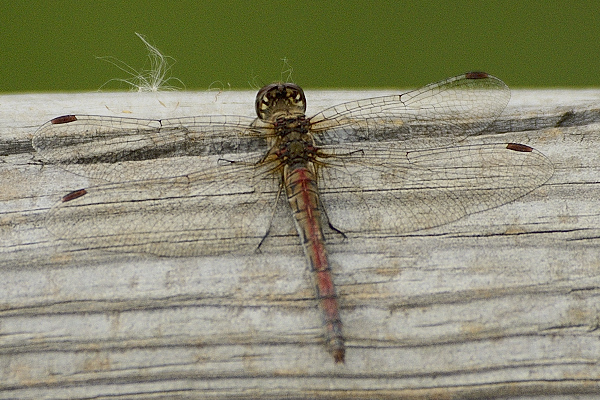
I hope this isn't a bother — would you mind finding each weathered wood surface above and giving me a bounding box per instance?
[1,87,600,399]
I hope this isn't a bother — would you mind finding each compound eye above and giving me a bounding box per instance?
[255,84,277,119]
[286,85,306,112]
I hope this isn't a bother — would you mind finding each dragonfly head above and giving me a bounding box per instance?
[255,83,306,121]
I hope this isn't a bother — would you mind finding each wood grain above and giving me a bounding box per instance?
[1,88,600,399]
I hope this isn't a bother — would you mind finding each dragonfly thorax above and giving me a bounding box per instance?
[255,83,307,121]
[265,124,318,169]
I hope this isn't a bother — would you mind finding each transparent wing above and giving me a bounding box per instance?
[33,114,266,182]
[317,141,553,234]
[46,140,553,256]
[309,72,510,148]
[45,156,282,257]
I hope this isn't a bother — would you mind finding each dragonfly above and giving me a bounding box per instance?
[33,72,553,363]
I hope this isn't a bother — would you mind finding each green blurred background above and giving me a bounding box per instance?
[1,0,598,93]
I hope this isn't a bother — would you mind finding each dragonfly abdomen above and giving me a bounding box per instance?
[284,164,345,363]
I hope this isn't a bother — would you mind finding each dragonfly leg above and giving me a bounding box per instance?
[319,197,348,241]
[255,183,285,252]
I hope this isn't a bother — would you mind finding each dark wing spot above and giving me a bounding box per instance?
[62,188,87,202]
[51,115,78,125]
[506,143,533,152]
[465,71,489,80]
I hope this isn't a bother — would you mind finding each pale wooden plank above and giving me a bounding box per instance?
[1,87,600,399]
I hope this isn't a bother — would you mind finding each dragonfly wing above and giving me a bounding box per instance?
[33,114,264,182]
[45,158,280,257]
[318,142,553,234]
[309,73,510,148]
